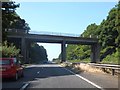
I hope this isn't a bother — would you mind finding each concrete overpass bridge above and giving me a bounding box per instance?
[7,30,100,63]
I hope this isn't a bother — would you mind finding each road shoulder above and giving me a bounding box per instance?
[62,64,119,89]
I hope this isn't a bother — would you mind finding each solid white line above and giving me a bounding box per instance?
[63,68,104,90]
[20,83,30,90]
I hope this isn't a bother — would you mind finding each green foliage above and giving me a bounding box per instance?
[99,7,118,47]
[0,41,20,57]
[82,23,99,38]
[115,1,120,47]
[66,44,90,60]
[29,43,48,63]
[101,48,120,64]
[65,2,120,64]
[2,1,30,41]
[101,53,118,64]
[68,58,90,63]
[66,45,77,60]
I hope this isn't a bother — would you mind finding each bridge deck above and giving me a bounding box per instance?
[8,33,98,45]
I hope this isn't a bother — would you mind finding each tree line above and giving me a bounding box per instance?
[1,1,48,64]
[63,2,120,64]
[29,43,48,63]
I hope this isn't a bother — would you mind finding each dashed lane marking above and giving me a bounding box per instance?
[20,83,30,90]
[37,71,40,74]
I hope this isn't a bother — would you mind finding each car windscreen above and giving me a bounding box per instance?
[0,60,11,65]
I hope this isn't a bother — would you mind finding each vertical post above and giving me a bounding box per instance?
[21,38,27,63]
[26,41,30,63]
[25,41,29,63]
[96,43,100,63]
[91,45,95,63]
[61,40,66,62]
[91,43,100,63]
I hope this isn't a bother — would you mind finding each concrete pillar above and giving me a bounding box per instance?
[26,41,32,63]
[96,43,101,63]
[26,41,30,63]
[91,43,100,63]
[21,38,27,63]
[61,41,66,62]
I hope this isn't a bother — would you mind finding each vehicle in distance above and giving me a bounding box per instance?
[0,58,24,81]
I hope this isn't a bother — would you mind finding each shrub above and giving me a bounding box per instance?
[0,41,20,57]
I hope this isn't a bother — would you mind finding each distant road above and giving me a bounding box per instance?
[2,64,118,90]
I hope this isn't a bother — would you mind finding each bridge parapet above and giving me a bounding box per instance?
[29,31,80,37]
[5,28,28,34]
[6,29,98,39]
[29,31,98,38]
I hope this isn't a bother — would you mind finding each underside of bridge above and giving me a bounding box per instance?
[7,34,100,63]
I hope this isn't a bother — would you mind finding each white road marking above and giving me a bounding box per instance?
[63,67,105,90]
[37,71,40,74]
[20,83,30,90]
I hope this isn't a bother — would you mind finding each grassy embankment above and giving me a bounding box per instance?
[68,55,119,65]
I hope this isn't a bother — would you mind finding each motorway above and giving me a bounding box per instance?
[2,63,119,90]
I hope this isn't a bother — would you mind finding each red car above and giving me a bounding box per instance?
[0,58,24,81]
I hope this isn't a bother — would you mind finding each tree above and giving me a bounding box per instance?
[29,43,48,63]
[2,1,30,41]
[99,3,119,48]
[0,41,20,57]
[65,2,120,63]
[115,1,120,47]
[82,23,98,38]
[66,44,77,60]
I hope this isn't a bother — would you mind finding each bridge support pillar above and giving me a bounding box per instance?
[26,41,30,63]
[21,38,27,63]
[91,43,100,63]
[61,41,66,62]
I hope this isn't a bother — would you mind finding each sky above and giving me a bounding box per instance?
[15,1,117,61]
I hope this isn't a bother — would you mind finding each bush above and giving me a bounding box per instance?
[101,53,118,64]
[0,41,20,57]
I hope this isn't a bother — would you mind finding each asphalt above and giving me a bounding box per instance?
[2,64,119,90]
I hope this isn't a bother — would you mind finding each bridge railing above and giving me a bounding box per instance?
[88,63,120,75]
[29,31,99,38]
[5,28,29,34]
[69,62,120,76]
[6,29,98,38]
[29,31,80,37]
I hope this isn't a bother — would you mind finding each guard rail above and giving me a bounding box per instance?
[88,63,120,75]
[66,62,120,75]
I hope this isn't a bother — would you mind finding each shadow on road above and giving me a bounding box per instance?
[2,64,81,89]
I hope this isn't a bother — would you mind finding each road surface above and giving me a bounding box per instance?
[2,64,119,90]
